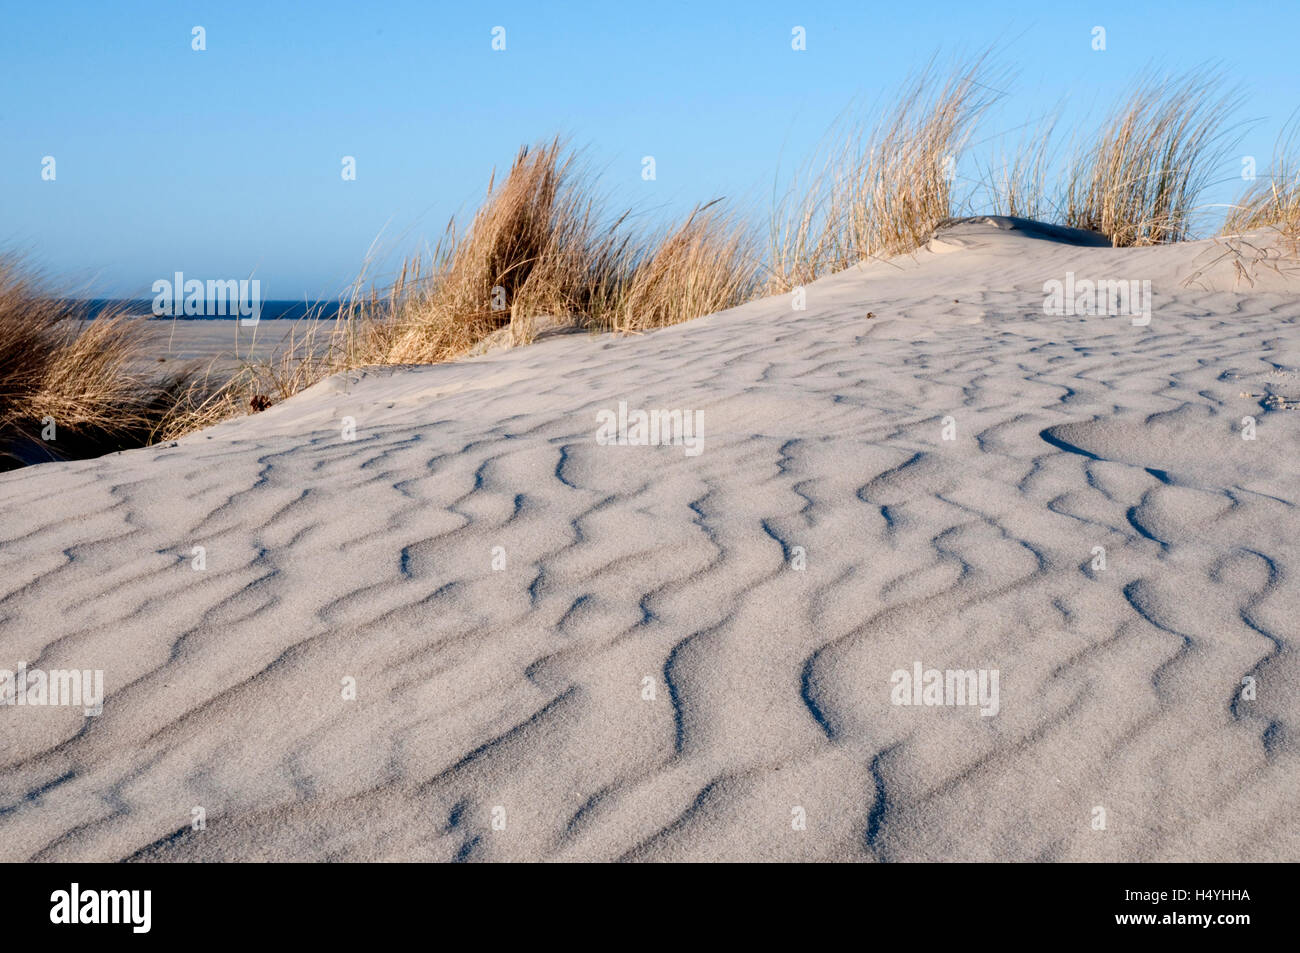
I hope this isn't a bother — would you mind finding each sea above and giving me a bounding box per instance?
[74,299,343,321]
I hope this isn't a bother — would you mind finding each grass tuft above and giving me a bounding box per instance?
[0,257,196,466]
[1064,71,1239,246]
[768,57,1000,290]
[1223,116,1300,243]
[1,61,1287,465]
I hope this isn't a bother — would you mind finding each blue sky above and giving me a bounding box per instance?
[2,0,1298,299]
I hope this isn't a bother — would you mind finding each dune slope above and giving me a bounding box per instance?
[1,218,1297,862]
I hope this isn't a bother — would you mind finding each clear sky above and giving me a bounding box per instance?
[3,0,1298,299]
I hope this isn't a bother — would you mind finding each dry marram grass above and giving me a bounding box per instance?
[768,59,999,291]
[1,65,1287,465]
[1223,117,1300,243]
[1065,72,1239,246]
[0,258,196,465]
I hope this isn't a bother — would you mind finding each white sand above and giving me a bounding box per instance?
[2,218,1296,861]
[137,316,335,374]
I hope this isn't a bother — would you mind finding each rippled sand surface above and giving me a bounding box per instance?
[3,219,1297,861]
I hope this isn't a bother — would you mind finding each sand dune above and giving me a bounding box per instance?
[2,218,1296,861]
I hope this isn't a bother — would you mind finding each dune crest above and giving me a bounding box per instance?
[1,220,1296,862]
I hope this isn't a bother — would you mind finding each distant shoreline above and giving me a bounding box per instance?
[68,299,343,321]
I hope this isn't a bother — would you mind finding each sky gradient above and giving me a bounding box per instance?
[3,0,1298,299]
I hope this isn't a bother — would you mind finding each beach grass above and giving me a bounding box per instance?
[1223,116,1300,242]
[767,57,998,291]
[2,61,1288,461]
[0,257,198,465]
[1063,70,1240,246]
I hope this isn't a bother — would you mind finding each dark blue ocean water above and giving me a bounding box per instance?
[73,299,343,320]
